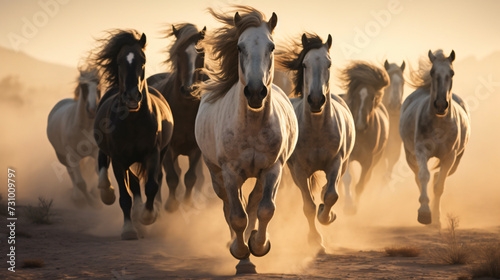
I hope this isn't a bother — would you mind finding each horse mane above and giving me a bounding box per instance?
[74,66,100,101]
[340,61,388,103]
[200,5,271,102]
[408,49,447,90]
[276,33,325,98]
[92,29,145,88]
[162,23,204,70]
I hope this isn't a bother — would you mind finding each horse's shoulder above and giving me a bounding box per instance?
[97,88,119,110]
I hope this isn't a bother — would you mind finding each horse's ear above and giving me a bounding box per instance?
[326,34,332,50]
[200,26,207,39]
[428,50,436,63]
[139,33,147,48]
[301,33,308,47]
[448,50,455,63]
[384,60,390,70]
[172,25,179,38]
[268,12,278,32]
[234,12,242,26]
[401,61,406,71]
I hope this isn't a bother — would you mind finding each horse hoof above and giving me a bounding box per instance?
[248,230,271,257]
[100,187,116,205]
[164,198,180,213]
[317,204,337,225]
[316,246,327,256]
[418,211,432,225]
[121,230,139,240]
[235,259,257,274]
[140,207,158,225]
[229,243,250,260]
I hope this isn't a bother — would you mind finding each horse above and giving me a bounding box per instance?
[92,30,174,240]
[194,6,298,274]
[400,50,470,227]
[47,67,101,207]
[379,60,405,182]
[147,23,207,212]
[276,33,355,253]
[339,62,389,214]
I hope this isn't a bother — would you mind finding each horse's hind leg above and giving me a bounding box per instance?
[248,162,282,258]
[97,150,116,205]
[141,148,162,225]
[431,154,456,228]
[290,164,324,253]
[343,162,356,215]
[164,150,180,212]
[112,162,137,240]
[66,164,88,207]
[183,149,202,206]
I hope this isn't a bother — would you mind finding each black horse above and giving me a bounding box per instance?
[92,30,174,240]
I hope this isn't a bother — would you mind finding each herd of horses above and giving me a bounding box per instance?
[46,5,471,274]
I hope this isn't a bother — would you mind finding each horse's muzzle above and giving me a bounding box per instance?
[244,83,267,109]
[307,93,326,113]
[434,99,449,116]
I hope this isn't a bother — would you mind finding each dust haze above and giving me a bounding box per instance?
[0,50,499,275]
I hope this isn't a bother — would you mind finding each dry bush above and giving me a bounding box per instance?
[432,214,471,265]
[469,242,500,279]
[22,259,45,268]
[385,246,421,257]
[24,197,54,224]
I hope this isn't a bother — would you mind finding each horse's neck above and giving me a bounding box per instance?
[235,82,271,130]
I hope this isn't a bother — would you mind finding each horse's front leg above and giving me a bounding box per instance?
[140,147,162,225]
[183,149,202,206]
[317,157,343,226]
[97,150,116,205]
[248,162,282,257]
[431,152,456,228]
[111,161,137,240]
[221,165,249,260]
[416,150,431,225]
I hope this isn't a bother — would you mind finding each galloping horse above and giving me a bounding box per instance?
[400,50,470,227]
[47,67,101,207]
[92,30,174,240]
[147,23,207,212]
[380,60,405,181]
[277,33,355,253]
[340,62,389,214]
[195,6,298,274]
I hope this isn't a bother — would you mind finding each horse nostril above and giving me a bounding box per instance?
[260,86,267,98]
[320,95,326,105]
[307,95,313,104]
[244,86,250,97]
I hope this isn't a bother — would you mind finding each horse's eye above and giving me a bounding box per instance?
[237,45,242,52]
[327,62,332,69]
[269,44,275,52]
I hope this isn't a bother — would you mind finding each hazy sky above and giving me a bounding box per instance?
[1,0,500,76]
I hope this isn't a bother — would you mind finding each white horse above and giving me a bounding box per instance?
[380,60,405,182]
[277,33,355,253]
[195,6,298,274]
[400,50,470,227]
[47,67,101,207]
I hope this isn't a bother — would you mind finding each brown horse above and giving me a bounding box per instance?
[340,61,389,214]
[147,23,207,212]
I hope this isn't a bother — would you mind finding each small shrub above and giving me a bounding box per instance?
[432,214,471,265]
[469,243,500,279]
[22,259,44,268]
[24,197,54,224]
[385,246,421,257]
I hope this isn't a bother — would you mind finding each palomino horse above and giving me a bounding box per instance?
[92,30,174,240]
[47,67,101,207]
[195,6,298,274]
[277,33,355,253]
[380,60,405,182]
[340,62,389,214]
[400,50,470,227]
[147,23,207,212]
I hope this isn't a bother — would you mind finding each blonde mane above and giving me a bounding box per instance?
[74,66,100,100]
[408,49,447,90]
[200,6,272,102]
[340,61,388,103]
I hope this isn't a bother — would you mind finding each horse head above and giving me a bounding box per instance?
[428,49,455,117]
[383,60,405,112]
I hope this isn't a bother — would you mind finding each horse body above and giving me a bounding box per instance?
[195,6,298,274]
[277,33,354,253]
[380,60,405,181]
[400,50,470,226]
[147,23,206,212]
[340,62,389,214]
[93,30,173,240]
[47,68,101,207]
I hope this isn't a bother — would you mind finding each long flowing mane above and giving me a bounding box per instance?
[92,29,145,88]
[276,33,324,98]
[340,61,388,102]
[73,66,100,101]
[201,6,271,102]
[162,23,204,71]
[408,49,447,90]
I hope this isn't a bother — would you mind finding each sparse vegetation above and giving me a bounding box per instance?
[22,259,44,268]
[432,214,471,265]
[24,197,54,224]
[469,242,500,279]
[385,246,421,257]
